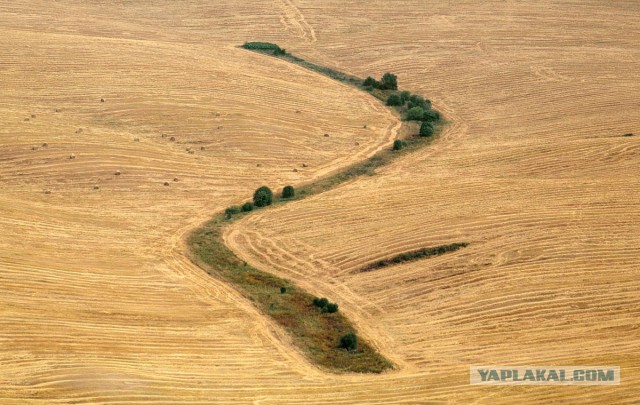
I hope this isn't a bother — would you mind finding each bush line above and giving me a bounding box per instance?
[359,243,470,273]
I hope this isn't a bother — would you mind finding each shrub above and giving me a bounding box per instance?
[225,206,241,218]
[280,286,286,294]
[419,122,434,137]
[422,110,440,122]
[339,333,358,351]
[253,186,273,207]
[407,106,425,121]
[393,140,406,151]
[386,94,403,106]
[400,90,411,101]
[326,303,338,313]
[282,185,295,199]
[313,297,329,308]
[241,202,254,212]
[381,73,398,90]
[409,94,424,105]
[363,76,377,87]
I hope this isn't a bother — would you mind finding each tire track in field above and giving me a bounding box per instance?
[275,0,317,43]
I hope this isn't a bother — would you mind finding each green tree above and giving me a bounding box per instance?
[241,202,254,212]
[386,94,403,106]
[381,73,398,90]
[225,206,241,219]
[253,186,273,207]
[393,139,406,151]
[422,110,440,122]
[407,106,425,121]
[326,303,338,313]
[419,122,434,137]
[400,90,411,101]
[339,333,358,351]
[282,185,295,199]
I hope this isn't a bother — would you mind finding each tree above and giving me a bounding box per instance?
[407,106,425,121]
[339,333,358,351]
[419,122,434,137]
[280,286,287,294]
[381,73,398,90]
[253,186,273,207]
[282,185,295,199]
[386,94,403,106]
[400,90,411,101]
[363,76,377,87]
[393,139,406,151]
[326,303,338,313]
[241,202,254,212]
[313,297,329,308]
[422,110,440,122]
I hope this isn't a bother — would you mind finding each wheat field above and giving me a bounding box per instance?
[1,1,639,403]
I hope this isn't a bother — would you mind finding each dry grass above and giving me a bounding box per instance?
[1,0,639,403]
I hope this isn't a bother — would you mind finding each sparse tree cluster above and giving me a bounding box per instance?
[363,72,398,91]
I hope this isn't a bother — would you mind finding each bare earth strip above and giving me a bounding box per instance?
[1,0,639,403]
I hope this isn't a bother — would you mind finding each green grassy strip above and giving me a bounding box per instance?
[359,243,470,273]
[188,44,446,373]
[187,215,392,373]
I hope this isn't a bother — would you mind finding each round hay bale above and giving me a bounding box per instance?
[363,124,367,129]
[292,168,298,172]
[355,141,360,146]
[31,114,36,118]
[93,185,100,190]
[100,98,105,102]
[69,153,76,159]
[296,110,301,113]
[54,108,61,113]
[324,133,329,137]
[163,182,170,186]
[24,118,30,122]
[169,136,176,141]
[301,163,308,167]
[76,128,83,134]
[133,137,140,142]
[32,146,38,151]
[42,143,48,147]
[161,133,166,138]
[44,190,51,194]
[200,146,205,151]
[173,177,179,182]
[256,163,262,167]
[114,170,121,176]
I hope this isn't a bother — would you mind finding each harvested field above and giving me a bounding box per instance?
[1,0,639,403]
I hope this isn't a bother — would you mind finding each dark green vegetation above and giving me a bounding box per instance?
[420,122,434,137]
[360,243,470,273]
[313,297,339,313]
[191,43,447,373]
[188,216,392,373]
[339,333,358,351]
[241,42,286,55]
[253,186,273,207]
[282,185,295,199]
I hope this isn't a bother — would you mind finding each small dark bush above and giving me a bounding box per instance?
[381,72,398,90]
[363,76,382,88]
[280,286,286,294]
[400,90,411,101]
[326,303,338,313]
[407,106,425,121]
[313,297,329,308]
[422,110,440,122]
[419,122,434,137]
[282,185,295,199]
[393,140,407,151]
[253,186,273,207]
[241,202,254,212]
[339,333,358,351]
[386,94,403,106]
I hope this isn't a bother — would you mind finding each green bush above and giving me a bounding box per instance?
[326,303,338,313]
[422,110,440,122]
[313,297,329,308]
[280,286,286,294]
[393,140,406,151]
[339,333,358,351]
[241,202,254,212]
[419,122,434,137]
[363,76,382,89]
[282,185,295,199]
[225,206,241,218]
[386,94,403,106]
[381,73,398,90]
[253,186,273,207]
[407,106,425,121]
[400,90,411,101]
